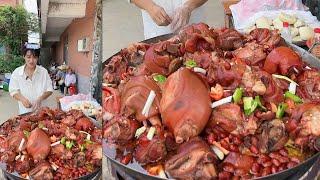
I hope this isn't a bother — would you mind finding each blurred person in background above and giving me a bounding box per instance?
[49,61,58,90]
[9,44,53,114]
[64,67,77,95]
[130,0,208,39]
[55,66,66,94]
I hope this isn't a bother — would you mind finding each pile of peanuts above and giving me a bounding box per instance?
[219,148,301,179]
[49,156,90,179]
[207,126,243,152]
[207,126,303,179]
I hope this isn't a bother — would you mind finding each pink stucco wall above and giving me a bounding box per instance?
[0,0,19,7]
[53,0,95,77]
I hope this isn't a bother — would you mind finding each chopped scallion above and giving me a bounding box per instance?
[285,91,302,103]
[185,59,197,68]
[276,103,288,119]
[232,88,243,104]
[153,74,166,83]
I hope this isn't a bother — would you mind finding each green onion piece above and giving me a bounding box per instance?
[285,91,302,103]
[243,96,266,115]
[243,97,257,115]
[272,74,299,86]
[243,97,253,115]
[135,126,147,138]
[23,130,30,138]
[38,122,45,129]
[276,103,288,119]
[60,137,66,145]
[153,74,166,83]
[85,164,94,171]
[250,100,258,114]
[80,144,86,152]
[86,134,91,141]
[285,139,295,148]
[147,127,156,140]
[85,139,93,145]
[65,140,74,150]
[284,139,303,158]
[232,88,243,103]
[185,59,197,68]
[255,96,267,110]
[212,145,225,160]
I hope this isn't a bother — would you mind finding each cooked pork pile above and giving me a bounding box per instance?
[0,108,102,180]
[103,23,320,179]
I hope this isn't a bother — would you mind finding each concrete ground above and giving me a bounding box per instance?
[0,90,62,124]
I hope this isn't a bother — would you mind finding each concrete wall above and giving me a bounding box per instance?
[102,0,225,61]
[52,0,96,94]
[77,73,91,94]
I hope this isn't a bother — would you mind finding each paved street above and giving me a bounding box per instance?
[0,90,62,124]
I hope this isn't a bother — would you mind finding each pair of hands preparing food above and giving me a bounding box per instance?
[15,91,52,111]
[132,0,207,32]
[21,97,41,110]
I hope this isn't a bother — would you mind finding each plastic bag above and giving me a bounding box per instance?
[230,0,308,30]
[59,93,93,111]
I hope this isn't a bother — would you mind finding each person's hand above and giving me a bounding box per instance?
[32,98,42,111]
[21,98,32,108]
[170,4,192,32]
[146,3,172,26]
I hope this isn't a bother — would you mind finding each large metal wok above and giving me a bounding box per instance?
[103,34,320,180]
[0,112,102,180]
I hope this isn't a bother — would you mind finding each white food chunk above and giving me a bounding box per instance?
[299,26,314,40]
[256,17,271,29]
[279,12,297,24]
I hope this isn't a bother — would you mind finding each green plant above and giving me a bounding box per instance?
[0,54,24,73]
[0,6,39,56]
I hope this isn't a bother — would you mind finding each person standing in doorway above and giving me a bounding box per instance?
[9,45,53,114]
[130,0,208,39]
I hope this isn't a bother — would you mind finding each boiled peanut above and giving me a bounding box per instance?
[261,166,271,176]
[223,164,235,173]
[229,144,239,152]
[287,161,298,169]
[250,163,261,174]
[218,171,232,179]
[272,159,281,167]
[279,149,288,157]
[250,145,259,154]
[271,165,278,174]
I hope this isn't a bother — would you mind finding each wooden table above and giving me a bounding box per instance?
[220,0,240,28]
